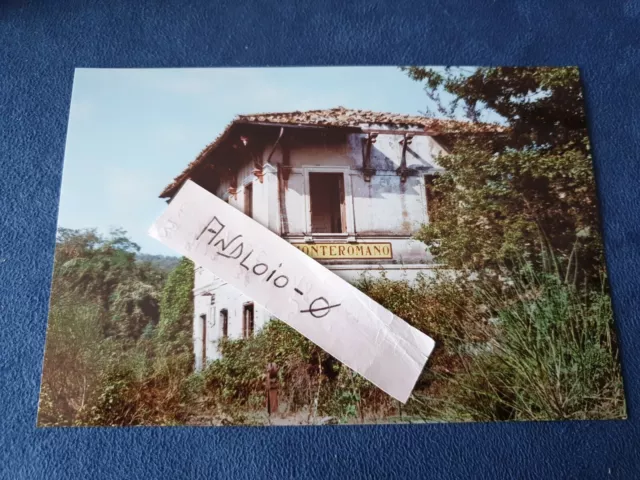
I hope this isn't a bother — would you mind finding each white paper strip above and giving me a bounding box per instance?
[149,180,435,403]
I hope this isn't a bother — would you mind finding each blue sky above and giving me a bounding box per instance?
[59,67,477,256]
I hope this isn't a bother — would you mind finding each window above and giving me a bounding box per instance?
[309,172,345,233]
[200,314,207,363]
[242,303,254,338]
[244,182,253,218]
[220,309,228,338]
[424,174,440,219]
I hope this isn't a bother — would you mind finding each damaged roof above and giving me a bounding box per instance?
[160,106,504,198]
[236,106,503,131]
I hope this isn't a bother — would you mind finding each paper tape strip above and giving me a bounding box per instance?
[149,180,435,403]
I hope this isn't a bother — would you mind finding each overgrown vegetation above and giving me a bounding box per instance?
[39,231,195,426]
[39,232,624,425]
[402,268,623,422]
[38,67,625,426]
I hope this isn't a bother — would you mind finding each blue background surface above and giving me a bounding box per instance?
[1,1,639,478]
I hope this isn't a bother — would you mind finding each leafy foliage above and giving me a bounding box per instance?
[190,320,395,424]
[75,257,195,426]
[416,139,602,276]
[404,67,603,281]
[38,293,107,424]
[156,257,194,351]
[110,280,161,339]
[403,66,586,148]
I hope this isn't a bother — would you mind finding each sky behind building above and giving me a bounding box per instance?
[59,66,481,255]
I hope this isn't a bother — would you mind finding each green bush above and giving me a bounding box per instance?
[194,322,323,422]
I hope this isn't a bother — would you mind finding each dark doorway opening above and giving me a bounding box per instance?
[309,172,345,233]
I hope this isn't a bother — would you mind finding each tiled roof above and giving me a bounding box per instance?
[159,107,504,198]
[236,107,502,132]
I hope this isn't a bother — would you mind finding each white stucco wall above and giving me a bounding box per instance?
[193,267,271,368]
[350,173,427,235]
[281,170,306,235]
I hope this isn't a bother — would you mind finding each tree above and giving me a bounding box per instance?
[40,227,172,424]
[157,257,194,354]
[405,67,603,279]
[111,280,161,339]
[404,66,587,149]
[53,228,165,338]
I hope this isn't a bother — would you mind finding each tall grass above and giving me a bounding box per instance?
[411,267,625,422]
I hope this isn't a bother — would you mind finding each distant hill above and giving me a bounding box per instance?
[136,253,181,273]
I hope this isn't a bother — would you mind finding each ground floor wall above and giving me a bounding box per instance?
[192,258,441,370]
[193,269,271,369]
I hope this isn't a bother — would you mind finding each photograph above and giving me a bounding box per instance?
[37,66,626,427]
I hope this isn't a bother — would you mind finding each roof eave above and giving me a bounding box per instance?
[158,118,508,199]
[159,121,363,199]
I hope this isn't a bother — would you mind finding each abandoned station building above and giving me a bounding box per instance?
[159,107,500,368]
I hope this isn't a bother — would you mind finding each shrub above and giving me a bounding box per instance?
[194,321,327,423]
[78,344,195,426]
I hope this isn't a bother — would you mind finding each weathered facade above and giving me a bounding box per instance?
[159,107,501,369]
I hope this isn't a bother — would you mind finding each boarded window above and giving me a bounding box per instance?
[309,172,345,233]
[243,303,254,338]
[244,183,253,218]
[200,314,207,364]
[220,309,228,338]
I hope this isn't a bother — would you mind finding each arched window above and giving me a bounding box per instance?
[220,309,228,338]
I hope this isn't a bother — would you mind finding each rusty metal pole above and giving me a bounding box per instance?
[266,363,279,415]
